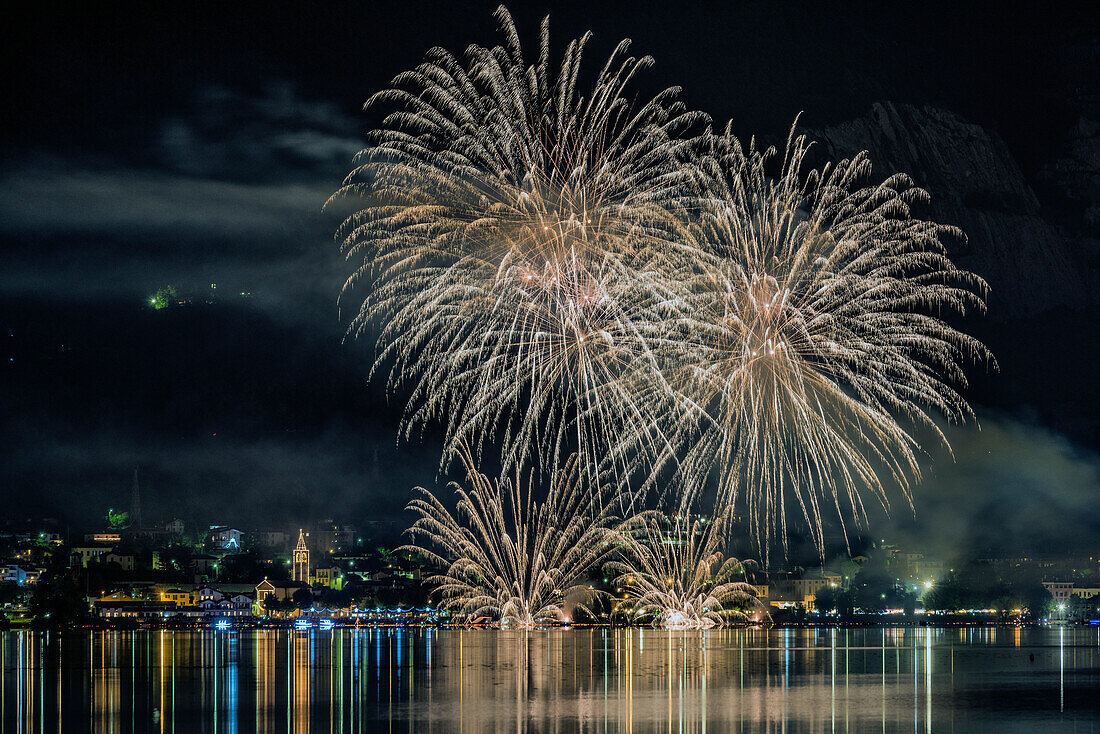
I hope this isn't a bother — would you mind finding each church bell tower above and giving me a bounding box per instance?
[292,529,310,584]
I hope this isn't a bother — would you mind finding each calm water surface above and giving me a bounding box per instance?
[2,626,1098,732]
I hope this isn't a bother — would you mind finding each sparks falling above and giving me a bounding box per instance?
[401,446,622,627]
[608,510,767,628]
[672,123,995,559]
[329,6,703,483]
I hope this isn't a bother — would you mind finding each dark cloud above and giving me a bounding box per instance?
[0,83,364,328]
[155,82,363,182]
[1,167,331,236]
[4,422,440,533]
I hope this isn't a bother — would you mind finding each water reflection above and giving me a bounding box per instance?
[1,626,1098,732]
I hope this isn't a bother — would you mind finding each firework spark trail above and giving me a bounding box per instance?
[401,445,624,626]
[608,509,767,628]
[329,6,706,484]
[670,122,995,561]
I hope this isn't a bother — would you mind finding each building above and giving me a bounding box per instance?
[97,601,176,620]
[357,520,400,541]
[1043,581,1075,602]
[313,567,343,589]
[764,570,843,609]
[158,588,191,605]
[1,565,24,584]
[253,530,290,551]
[103,551,136,572]
[71,546,111,567]
[292,530,310,584]
[23,567,43,584]
[127,526,174,546]
[209,526,244,550]
[254,578,305,613]
[888,550,944,585]
[310,523,357,556]
[86,533,122,543]
[193,586,225,604]
[98,590,143,603]
[165,519,185,536]
[96,591,252,621]
[210,593,253,618]
[189,554,218,578]
[1043,582,1100,602]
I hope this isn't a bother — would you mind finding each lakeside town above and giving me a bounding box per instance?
[3,478,1098,629]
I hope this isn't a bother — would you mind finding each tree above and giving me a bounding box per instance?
[815,585,852,616]
[105,508,131,530]
[848,562,914,615]
[1066,594,1100,622]
[291,587,314,610]
[317,586,351,610]
[0,583,28,608]
[1020,583,1054,621]
[30,568,90,627]
[149,286,179,310]
[261,594,294,617]
[925,572,972,611]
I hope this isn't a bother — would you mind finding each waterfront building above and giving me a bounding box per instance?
[255,577,305,613]
[97,601,175,620]
[1043,581,1100,601]
[1043,581,1075,602]
[763,570,843,608]
[158,588,190,605]
[194,586,225,604]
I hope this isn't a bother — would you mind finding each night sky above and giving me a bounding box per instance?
[2,1,1097,560]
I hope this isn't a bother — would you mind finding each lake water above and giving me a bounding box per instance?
[2,626,1098,732]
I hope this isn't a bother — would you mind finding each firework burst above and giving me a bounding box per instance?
[330,6,705,480]
[332,6,995,561]
[608,509,766,628]
[402,445,623,627]
[672,122,994,559]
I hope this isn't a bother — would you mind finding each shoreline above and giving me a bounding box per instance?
[3,619,1090,633]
